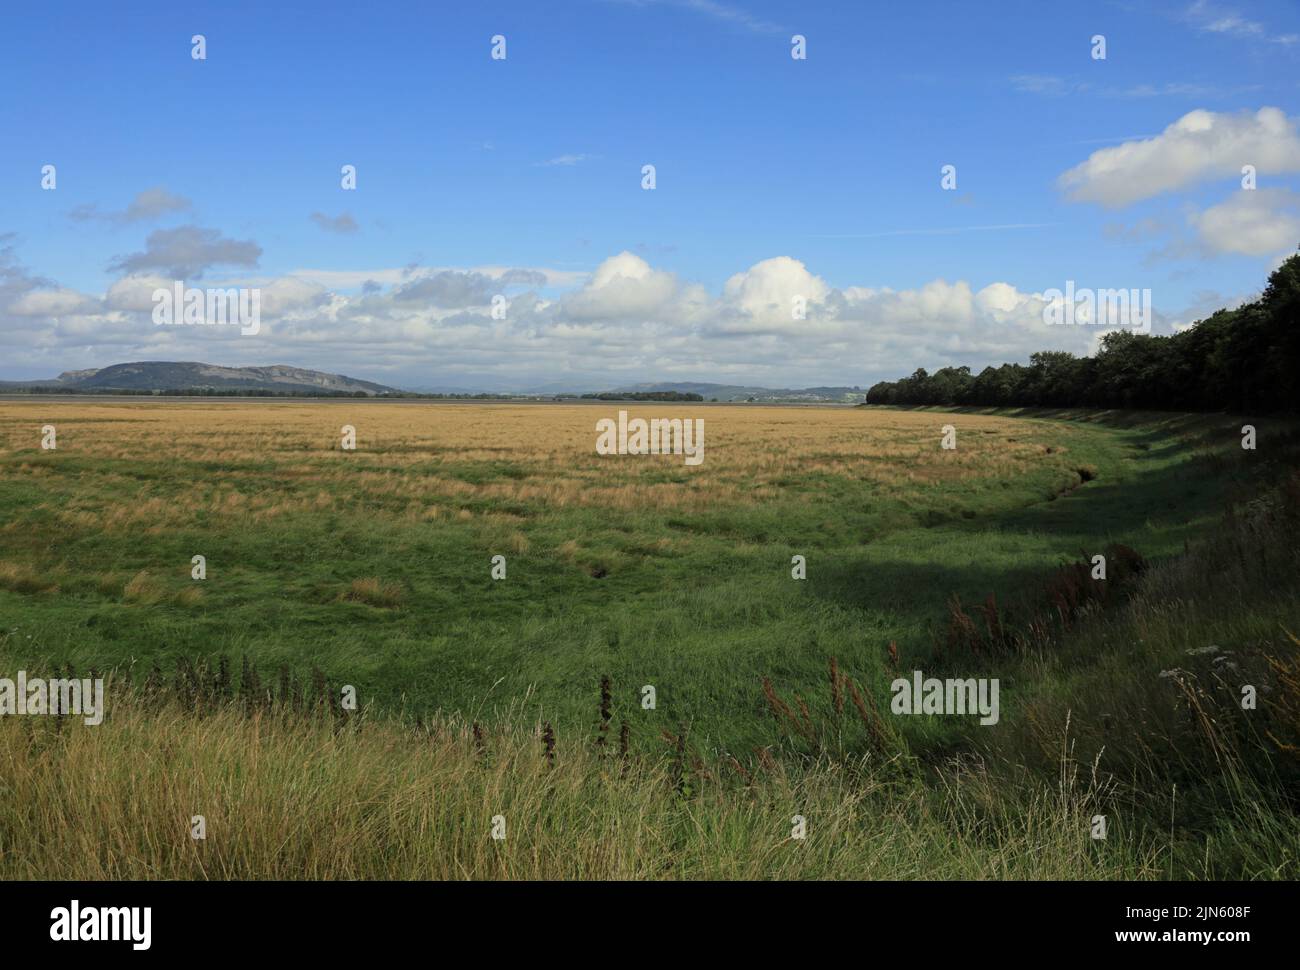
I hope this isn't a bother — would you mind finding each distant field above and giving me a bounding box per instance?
[0,401,1240,751]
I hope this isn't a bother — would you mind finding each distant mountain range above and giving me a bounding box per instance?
[0,362,864,402]
[0,362,399,395]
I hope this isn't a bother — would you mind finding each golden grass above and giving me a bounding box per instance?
[341,577,405,608]
[0,561,60,595]
[123,569,166,605]
[0,688,1150,880]
[0,401,1075,532]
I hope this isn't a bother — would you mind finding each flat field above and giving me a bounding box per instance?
[2,400,1298,879]
[0,401,1232,750]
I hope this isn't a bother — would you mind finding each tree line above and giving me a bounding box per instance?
[865,254,1299,414]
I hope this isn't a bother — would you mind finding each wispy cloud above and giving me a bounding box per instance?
[1011,74,1257,100]
[1010,74,1081,97]
[1183,0,1299,46]
[610,0,784,35]
[1072,134,1160,145]
[69,186,191,226]
[310,212,359,234]
[536,153,598,167]
[809,223,1057,240]
[1114,81,1248,99]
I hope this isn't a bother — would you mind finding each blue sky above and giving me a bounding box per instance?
[1,0,1298,390]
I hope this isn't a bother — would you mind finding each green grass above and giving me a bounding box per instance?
[1,403,1297,879]
[0,407,1256,751]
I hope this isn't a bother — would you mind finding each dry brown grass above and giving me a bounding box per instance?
[0,561,60,595]
[122,569,166,605]
[0,401,1073,533]
[341,577,405,608]
[0,682,1151,880]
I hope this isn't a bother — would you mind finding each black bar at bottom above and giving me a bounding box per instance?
[0,879,1290,955]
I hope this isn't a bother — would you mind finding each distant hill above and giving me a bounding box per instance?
[0,366,865,401]
[0,362,400,395]
[611,382,864,403]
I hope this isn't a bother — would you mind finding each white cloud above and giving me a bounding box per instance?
[108,225,262,278]
[536,154,596,167]
[975,281,1031,317]
[561,251,680,320]
[1190,187,1300,256]
[1059,107,1300,207]
[616,0,784,35]
[1184,1,1300,46]
[851,280,976,330]
[105,274,172,312]
[1010,74,1075,96]
[257,276,332,316]
[287,265,588,291]
[7,287,99,317]
[721,256,829,329]
[0,245,1192,389]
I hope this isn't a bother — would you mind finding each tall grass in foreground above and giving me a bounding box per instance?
[1,606,1294,881]
[0,687,1156,880]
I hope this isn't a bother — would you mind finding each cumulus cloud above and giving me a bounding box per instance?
[255,276,332,317]
[108,225,262,279]
[561,251,681,320]
[6,287,99,317]
[282,265,567,293]
[0,236,1197,389]
[867,280,976,329]
[104,274,176,313]
[386,268,548,310]
[393,270,499,308]
[1059,107,1300,207]
[1190,187,1300,256]
[974,281,1032,317]
[720,256,830,330]
[0,234,48,297]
